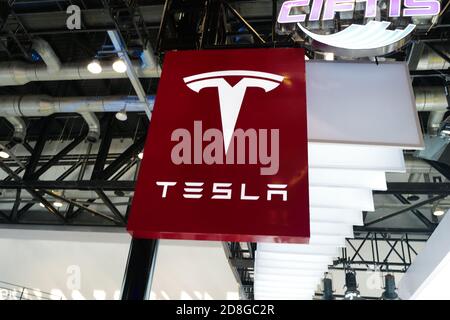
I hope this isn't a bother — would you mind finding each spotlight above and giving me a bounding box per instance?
[112,59,127,73]
[381,274,399,300]
[53,201,63,208]
[138,151,144,160]
[321,273,334,300]
[39,202,45,208]
[433,207,446,216]
[115,109,127,121]
[0,151,10,159]
[87,59,102,74]
[344,269,362,300]
[406,195,420,201]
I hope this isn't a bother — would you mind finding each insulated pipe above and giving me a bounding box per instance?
[32,38,61,73]
[0,61,161,86]
[414,86,449,135]
[415,86,449,112]
[0,95,154,143]
[416,46,450,70]
[80,112,100,143]
[0,95,154,116]
[427,110,447,135]
[5,116,26,143]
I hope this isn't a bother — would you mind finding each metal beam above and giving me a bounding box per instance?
[393,194,436,230]
[28,131,88,180]
[91,115,114,180]
[426,43,450,64]
[95,189,126,224]
[102,135,145,180]
[107,30,153,119]
[222,0,266,44]
[42,190,121,225]
[0,159,66,222]
[375,182,450,194]
[366,194,446,226]
[0,180,135,191]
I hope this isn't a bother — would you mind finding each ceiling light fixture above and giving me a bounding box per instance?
[115,108,128,121]
[87,59,102,74]
[53,201,63,208]
[0,151,10,159]
[39,202,45,208]
[344,269,362,300]
[381,274,399,300]
[112,59,127,73]
[433,207,446,217]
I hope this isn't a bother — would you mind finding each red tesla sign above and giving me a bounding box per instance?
[127,48,309,243]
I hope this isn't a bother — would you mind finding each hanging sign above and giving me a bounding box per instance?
[127,48,310,243]
[277,0,441,57]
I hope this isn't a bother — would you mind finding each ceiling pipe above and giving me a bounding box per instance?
[0,95,154,143]
[428,110,447,135]
[415,86,449,112]
[5,116,26,144]
[0,95,154,116]
[80,112,101,143]
[413,44,450,135]
[0,60,161,86]
[31,38,61,73]
[414,86,449,135]
[416,46,450,71]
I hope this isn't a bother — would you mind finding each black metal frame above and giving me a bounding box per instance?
[0,116,144,226]
[331,231,428,274]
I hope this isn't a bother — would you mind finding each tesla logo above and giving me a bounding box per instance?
[183,70,284,152]
[127,48,310,243]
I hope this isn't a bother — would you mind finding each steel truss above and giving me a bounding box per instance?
[0,114,145,226]
[223,242,255,300]
[331,231,429,273]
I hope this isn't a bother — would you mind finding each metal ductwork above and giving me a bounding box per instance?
[414,86,449,135]
[0,37,160,86]
[416,46,450,71]
[80,112,101,143]
[0,61,160,86]
[32,38,61,73]
[415,86,449,112]
[5,116,26,143]
[1,95,154,142]
[0,95,154,116]
[411,43,450,135]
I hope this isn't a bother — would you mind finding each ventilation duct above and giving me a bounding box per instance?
[0,60,160,86]
[416,46,450,71]
[414,86,449,135]
[414,87,450,165]
[5,116,26,144]
[32,38,61,73]
[80,112,101,143]
[0,95,155,143]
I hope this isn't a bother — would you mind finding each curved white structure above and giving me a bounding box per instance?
[298,21,416,57]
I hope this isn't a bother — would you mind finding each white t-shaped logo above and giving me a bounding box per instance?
[183,70,284,153]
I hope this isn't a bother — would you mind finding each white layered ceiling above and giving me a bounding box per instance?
[254,62,424,300]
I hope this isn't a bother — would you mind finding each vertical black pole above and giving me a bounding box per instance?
[121,238,159,300]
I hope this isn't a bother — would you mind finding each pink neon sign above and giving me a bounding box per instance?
[278,0,441,23]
